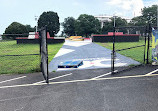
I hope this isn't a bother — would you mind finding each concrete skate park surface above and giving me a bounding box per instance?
[48,39,140,72]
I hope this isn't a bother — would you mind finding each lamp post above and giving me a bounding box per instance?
[35,16,38,32]
[113,16,116,27]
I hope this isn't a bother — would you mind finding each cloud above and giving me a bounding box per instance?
[107,0,132,10]
[131,0,144,17]
[144,0,158,7]
[106,0,144,17]
[72,1,80,6]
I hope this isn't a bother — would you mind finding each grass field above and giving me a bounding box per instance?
[0,40,63,74]
[96,40,152,63]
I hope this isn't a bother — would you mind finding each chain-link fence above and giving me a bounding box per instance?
[111,26,152,73]
[0,33,40,74]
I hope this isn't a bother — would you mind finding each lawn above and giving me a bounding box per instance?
[96,40,152,63]
[0,40,63,74]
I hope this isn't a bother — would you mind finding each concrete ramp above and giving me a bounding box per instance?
[48,40,140,72]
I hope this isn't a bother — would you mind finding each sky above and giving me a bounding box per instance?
[0,0,158,35]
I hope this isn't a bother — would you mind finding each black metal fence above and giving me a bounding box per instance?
[111,25,153,74]
[0,33,41,74]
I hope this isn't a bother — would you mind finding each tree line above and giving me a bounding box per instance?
[62,5,158,36]
[3,5,158,39]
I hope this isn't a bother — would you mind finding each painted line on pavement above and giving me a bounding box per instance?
[48,73,158,85]
[34,73,73,84]
[92,70,118,79]
[0,73,158,89]
[146,69,158,75]
[0,76,26,84]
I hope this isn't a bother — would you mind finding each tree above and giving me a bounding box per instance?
[129,5,158,27]
[38,11,60,37]
[102,17,127,34]
[129,16,147,34]
[128,5,158,35]
[4,22,28,39]
[112,17,127,27]
[62,17,76,36]
[142,5,158,26]
[75,14,101,37]
[113,17,128,33]
[102,21,113,34]
[129,16,146,26]
[25,25,35,32]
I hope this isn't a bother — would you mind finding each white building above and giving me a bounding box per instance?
[94,14,131,28]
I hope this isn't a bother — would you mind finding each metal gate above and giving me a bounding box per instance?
[0,33,40,74]
[111,24,154,74]
[0,27,50,83]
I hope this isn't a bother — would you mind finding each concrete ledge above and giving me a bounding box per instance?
[92,35,140,42]
[16,39,65,44]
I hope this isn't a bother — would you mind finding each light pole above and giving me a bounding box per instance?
[35,16,38,32]
[113,16,116,27]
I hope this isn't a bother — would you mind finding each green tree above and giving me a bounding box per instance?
[102,17,127,34]
[113,17,128,33]
[128,5,158,35]
[129,16,147,34]
[112,17,127,27]
[129,5,158,27]
[102,21,113,34]
[25,25,35,32]
[62,17,76,36]
[4,22,28,40]
[142,5,158,26]
[75,14,101,37]
[38,11,60,36]
[129,16,146,26]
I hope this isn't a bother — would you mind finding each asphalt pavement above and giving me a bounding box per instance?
[0,65,158,111]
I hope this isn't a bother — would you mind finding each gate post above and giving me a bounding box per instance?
[39,26,49,84]
[144,26,147,64]
[111,26,116,74]
[146,23,152,64]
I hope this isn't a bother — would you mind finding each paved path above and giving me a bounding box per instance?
[49,40,140,72]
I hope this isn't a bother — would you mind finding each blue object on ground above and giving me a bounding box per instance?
[58,60,83,68]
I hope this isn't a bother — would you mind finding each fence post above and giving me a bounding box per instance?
[39,26,49,84]
[111,26,116,74]
[146,23,151,64]
[144,26,147,64]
